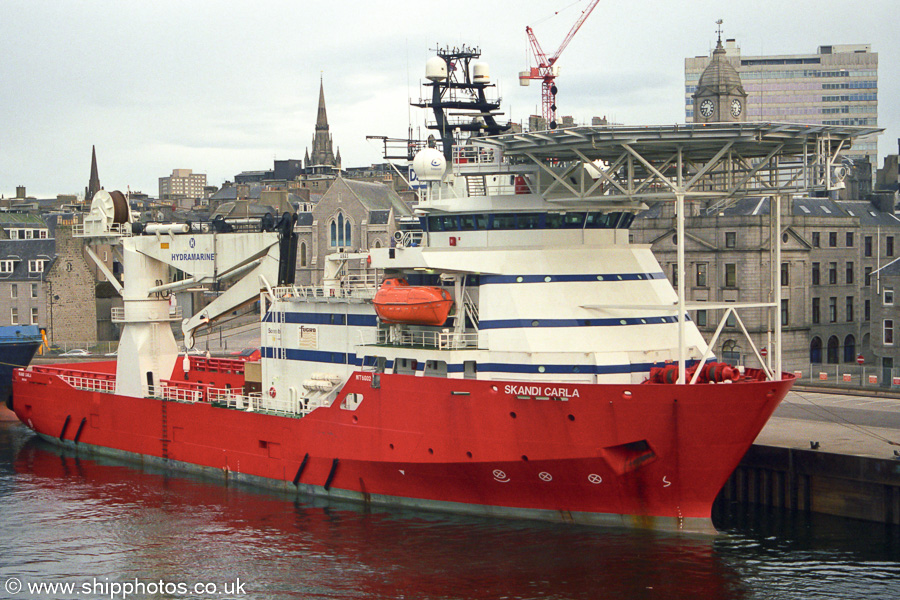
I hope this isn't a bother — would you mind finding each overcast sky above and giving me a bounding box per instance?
[2,0,897,199]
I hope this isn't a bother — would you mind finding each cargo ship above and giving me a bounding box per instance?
[11,46,799,533]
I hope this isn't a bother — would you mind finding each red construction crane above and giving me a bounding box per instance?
[520,0,600,129]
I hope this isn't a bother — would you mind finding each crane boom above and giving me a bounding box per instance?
[521,0,600,128]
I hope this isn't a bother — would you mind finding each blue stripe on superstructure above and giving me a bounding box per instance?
[479,316,683,330]
[480,272,666,284]
[262,312,378,326]
[261,347,702,376]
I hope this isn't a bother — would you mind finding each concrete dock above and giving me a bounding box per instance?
[721,387,900,524]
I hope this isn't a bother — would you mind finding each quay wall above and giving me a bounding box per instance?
[718,444,900,525]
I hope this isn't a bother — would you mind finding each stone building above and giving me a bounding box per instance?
[633,195,900,373]
[43,223,97,344]
[295,176,413,285]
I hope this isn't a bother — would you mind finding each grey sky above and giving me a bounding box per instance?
[2,0,897,199]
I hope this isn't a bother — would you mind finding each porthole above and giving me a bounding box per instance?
[567,414,575,421]
[510,411,517,419]
[532,320,540,327]
[516,276,524,282]
[538,366,546,373]
[544,276,552,282]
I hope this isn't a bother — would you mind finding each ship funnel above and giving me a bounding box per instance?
[425,56,447,82]
[412,148,447,181]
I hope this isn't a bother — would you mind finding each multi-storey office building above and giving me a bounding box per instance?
[685,42,878,165]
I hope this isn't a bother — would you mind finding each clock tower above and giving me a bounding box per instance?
[692,21,748,123]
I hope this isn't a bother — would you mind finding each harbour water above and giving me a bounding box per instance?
[1,418,898,600]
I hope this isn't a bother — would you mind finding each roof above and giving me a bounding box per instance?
[0,239,56,281]
[696,41,745,95]
[334,177,413,217]
[636,196,900,226]
[0,212,49,227]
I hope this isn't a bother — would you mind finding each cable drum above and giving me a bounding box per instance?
[109,190,129,224]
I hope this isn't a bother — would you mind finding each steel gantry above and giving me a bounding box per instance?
[475,122,882,383]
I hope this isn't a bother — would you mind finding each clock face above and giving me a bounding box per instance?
[699,99,715,118]
[731,98,742,117]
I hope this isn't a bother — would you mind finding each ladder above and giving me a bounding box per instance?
[466,175,486,196]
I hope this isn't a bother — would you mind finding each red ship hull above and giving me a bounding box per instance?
[12,361,792,533]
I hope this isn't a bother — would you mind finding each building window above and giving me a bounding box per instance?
[725,307,736,328]
[885,287,894,306]
[865,236,873,257]
[812,262,820,285]
[31,283,37,298]
[724,263,736,288]
[810,336,822,364]
[28,260,46,273]
[865,266,873,286]
[812,297,820,324]
[10,308,17,325]
[781,262,789,286]
[865,299,871,321]
[827,336,839,364]
[671,264,678,287]
[0,261,14,273]
[888,236,895,257]
[843,335,856,363]
[781,299,789,326]
[829,297,837,323]
[828,262,837,285]
[345,219,352,247]
[846,232,854,247]
[829,232,837,247]
[846,296,853,322]
[812,232,820,248]
[30,307,38,325]
[299,242,307,267]
[10,284,16,299]
[725,231,736,248]
[696,263,708,287]
[696,309,707,327]
[846,262,854,284]
[885,320,894,346]
[329,221,337,248]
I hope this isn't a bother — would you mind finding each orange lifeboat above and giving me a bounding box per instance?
[373,278,454,326]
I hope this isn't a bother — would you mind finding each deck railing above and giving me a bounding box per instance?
[373,328,478,350]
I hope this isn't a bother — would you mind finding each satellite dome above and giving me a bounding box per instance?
[412,148,447,181]
[425,56,447,82]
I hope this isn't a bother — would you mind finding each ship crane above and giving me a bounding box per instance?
[520,0,599,129]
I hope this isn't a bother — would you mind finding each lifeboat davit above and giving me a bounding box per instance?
[373,278,454,326]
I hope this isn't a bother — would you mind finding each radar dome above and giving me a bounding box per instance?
[425,56,447,82]
[412,148,447,181]
[472,62,490,84]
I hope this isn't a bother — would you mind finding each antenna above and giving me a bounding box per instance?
[716,19,723,44]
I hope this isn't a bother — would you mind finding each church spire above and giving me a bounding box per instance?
[316,75,329,131]
[309,74,337,170]
[85,145,101,202]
